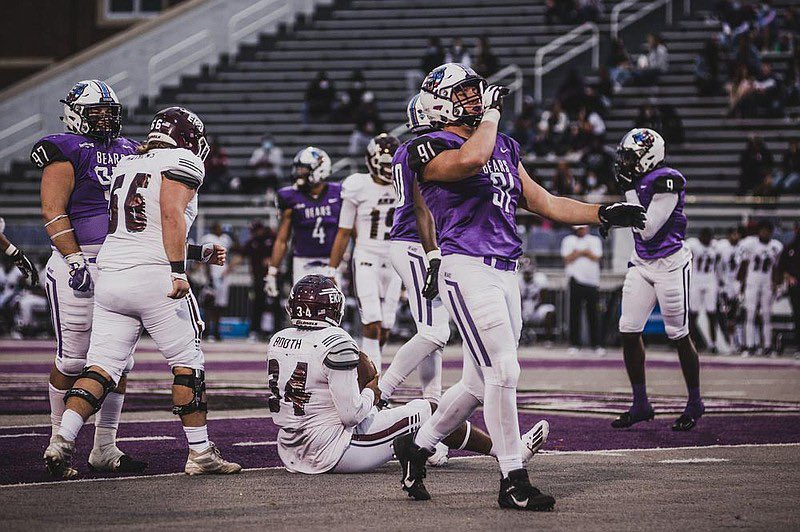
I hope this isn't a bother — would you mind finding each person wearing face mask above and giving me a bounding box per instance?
[305,71,336,123]
[445,38,472,68]
[248,134,283,192]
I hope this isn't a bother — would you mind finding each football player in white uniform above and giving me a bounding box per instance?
[716,226,744,352]
[687,228,720,352]
[44,107,241,478]
[267,275,549,475]
[738,220,784,355]
[0,217,39,286]
[329,134,403,371]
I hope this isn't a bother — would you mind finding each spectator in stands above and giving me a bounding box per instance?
[727,64,757,118]
[778,222,800,356]
[508,95,539,153]
[753,62,784,118]
[634,102,662,132]
[581,136,615,192]
[473,35,500,78]
[305,71,336,123]
[347,70,368,120]
[774,139,800,193]
[607,37,633,90]
[627,33,669,87]
[445,37,471,67]
[421,37,446,74]
[754,0,779,51]
[592,66,614,110]
[248,134,282,193]
[695,37,724,96]
[558,69,590,116]
[348,91,383,158]
[566,106,605,156]
[554,160,580,196]
[533,99,569,157]
[561,225,604,355]
[576,0,602,23]
[732,32,762,75]
[659,104,685,145]
[204,138,230,193]
[241,220,277,342]
[739,134,774,194]
[546,0,577,25]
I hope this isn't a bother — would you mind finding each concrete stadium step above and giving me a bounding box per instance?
[329,5,548,19]
[274,34,538,52]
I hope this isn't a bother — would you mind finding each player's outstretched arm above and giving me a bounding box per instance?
[160,177,195,299]
[633,193,679,241]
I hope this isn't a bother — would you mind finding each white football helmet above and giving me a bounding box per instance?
[614,128,666,183]
[292,147,331,191]
[60,80,122,141]
[418,63,486,127]
[406,93,442,134]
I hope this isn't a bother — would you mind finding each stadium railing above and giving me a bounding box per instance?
[533,22,600,102]
[611,0,682,40]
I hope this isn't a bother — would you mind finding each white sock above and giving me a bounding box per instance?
[48,383,66,440]
[414,381,481,452]
[93,391,124,450]
[57,409,86,443]
[484,383,523,477]
[184,425,210,453]
[378,334,440,399]
[361,337,381,372]
[419,349,443,403]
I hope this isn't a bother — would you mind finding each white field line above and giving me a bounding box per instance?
[116,436,175,442]
[2,442,798,490]
[232,441,278,447]
[0,432,47,439]
[659,458,730,464]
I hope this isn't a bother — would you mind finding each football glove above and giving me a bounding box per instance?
[421,250,442,300]
[598,202,646,231]
[482,84,510,113]
[6,246,39,286]
[65,252,92,292]
[265,266,279,298]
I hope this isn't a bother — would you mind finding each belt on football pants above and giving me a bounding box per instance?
[483,256,517,271]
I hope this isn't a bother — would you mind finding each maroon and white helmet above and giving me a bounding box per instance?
[365,133,400,184]
[286,275,345,328]
[147,106,210,161]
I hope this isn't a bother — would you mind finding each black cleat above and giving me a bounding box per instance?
[376,399,390,411]
[672,402,704,431]
[498,469,555,512]
[611,405,655,428]
[393,433,432,501]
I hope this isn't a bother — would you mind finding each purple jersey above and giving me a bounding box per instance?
[408,130,523,260]
[31,133,138,246]
[277,183,342,258]
[388,139,420,243]
[633,166,687,260]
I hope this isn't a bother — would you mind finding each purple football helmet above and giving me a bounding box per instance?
[286,275,344,328]
[147,106,210,161]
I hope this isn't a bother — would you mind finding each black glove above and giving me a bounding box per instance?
[614,172,635,193]
[599,202,646,231]
[9,247,39,287]
[422,258,441,300]
[482,85,510,113]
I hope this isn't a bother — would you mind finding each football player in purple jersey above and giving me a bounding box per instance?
[391,64,646,511]
[265,147,342,297]
[611,128,704,432]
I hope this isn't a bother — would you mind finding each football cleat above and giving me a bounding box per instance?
[672,401,705,432]
[184,442,242,475]
[611,405,655,429]
[522,420,549,465]
[393,433,432,501]
[498,469,555,512]
[44,435,78,479]
[88,445,148,473]
[427,442,449,467]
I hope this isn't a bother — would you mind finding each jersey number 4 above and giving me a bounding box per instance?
[268,359,311,415]
[109,172,150,234]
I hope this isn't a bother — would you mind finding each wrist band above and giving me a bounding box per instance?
[5,243,17,256]
[50,228,75,240]
[268,265,278,276]
[187,244,202,261]
[64,252,85,267]
[171,272,188,282]
[481,108,501,125]
[44,214,69,227]
[170,260,186,274]
[426,249,442,262]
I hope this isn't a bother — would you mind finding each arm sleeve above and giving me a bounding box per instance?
[652,172,686,193]
[327,368,375,427]
[636,193,679,241]
[338,197,357,230]
[407,136,453,177]
[322,336,360,370]
[30,139,69,169]
[624,189,642,206]
[163,151,205,189]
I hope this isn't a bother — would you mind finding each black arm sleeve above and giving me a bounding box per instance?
[30,140,69,169]
[407,136,453,177]
[652,173,686,193]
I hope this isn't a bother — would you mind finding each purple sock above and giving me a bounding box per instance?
[687,387,701,404]
[632,383,648,410]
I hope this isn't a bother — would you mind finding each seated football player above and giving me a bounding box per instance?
[267,274,550,477]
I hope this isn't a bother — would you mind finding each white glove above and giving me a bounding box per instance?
[265,266,278,297]
[482,84,509,113]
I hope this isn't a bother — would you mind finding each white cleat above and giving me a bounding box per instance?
[185,442,242,475]
[88,445,148,473]
[427,442,449,467]
[44,435,78,479]
[521,420,550,465]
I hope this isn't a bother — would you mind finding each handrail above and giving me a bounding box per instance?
[611,0,673,40]
[533,22,599,102]
[330,64,525,176]
[228,0,296,56]
[148,30,214,98]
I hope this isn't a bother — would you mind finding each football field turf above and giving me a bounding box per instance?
[1,339,798,530]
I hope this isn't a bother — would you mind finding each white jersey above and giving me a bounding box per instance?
[738,236,783,282]
[339,172,397,258]
[716,239,740,289]
[98,148,204,271]
[267,326,375,474]
[687,238,719,283]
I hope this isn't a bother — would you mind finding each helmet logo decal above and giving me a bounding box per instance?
[632,130,655,149]
[65,82,88,104]
[422,66,446,92]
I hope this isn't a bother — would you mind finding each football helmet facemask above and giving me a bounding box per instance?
[292,147,331,191]
[365,133,400,184]
[60,80,122,142]
[406,93,442,134]
[287,274,345,328]
[614,128,666,184]
[147,106,210,161]
[418,63,486,128]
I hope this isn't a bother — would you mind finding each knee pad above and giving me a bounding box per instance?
[483,355,520,389]
[63,368,115,415]
[172,369,207,416]
[55,355,88,377]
